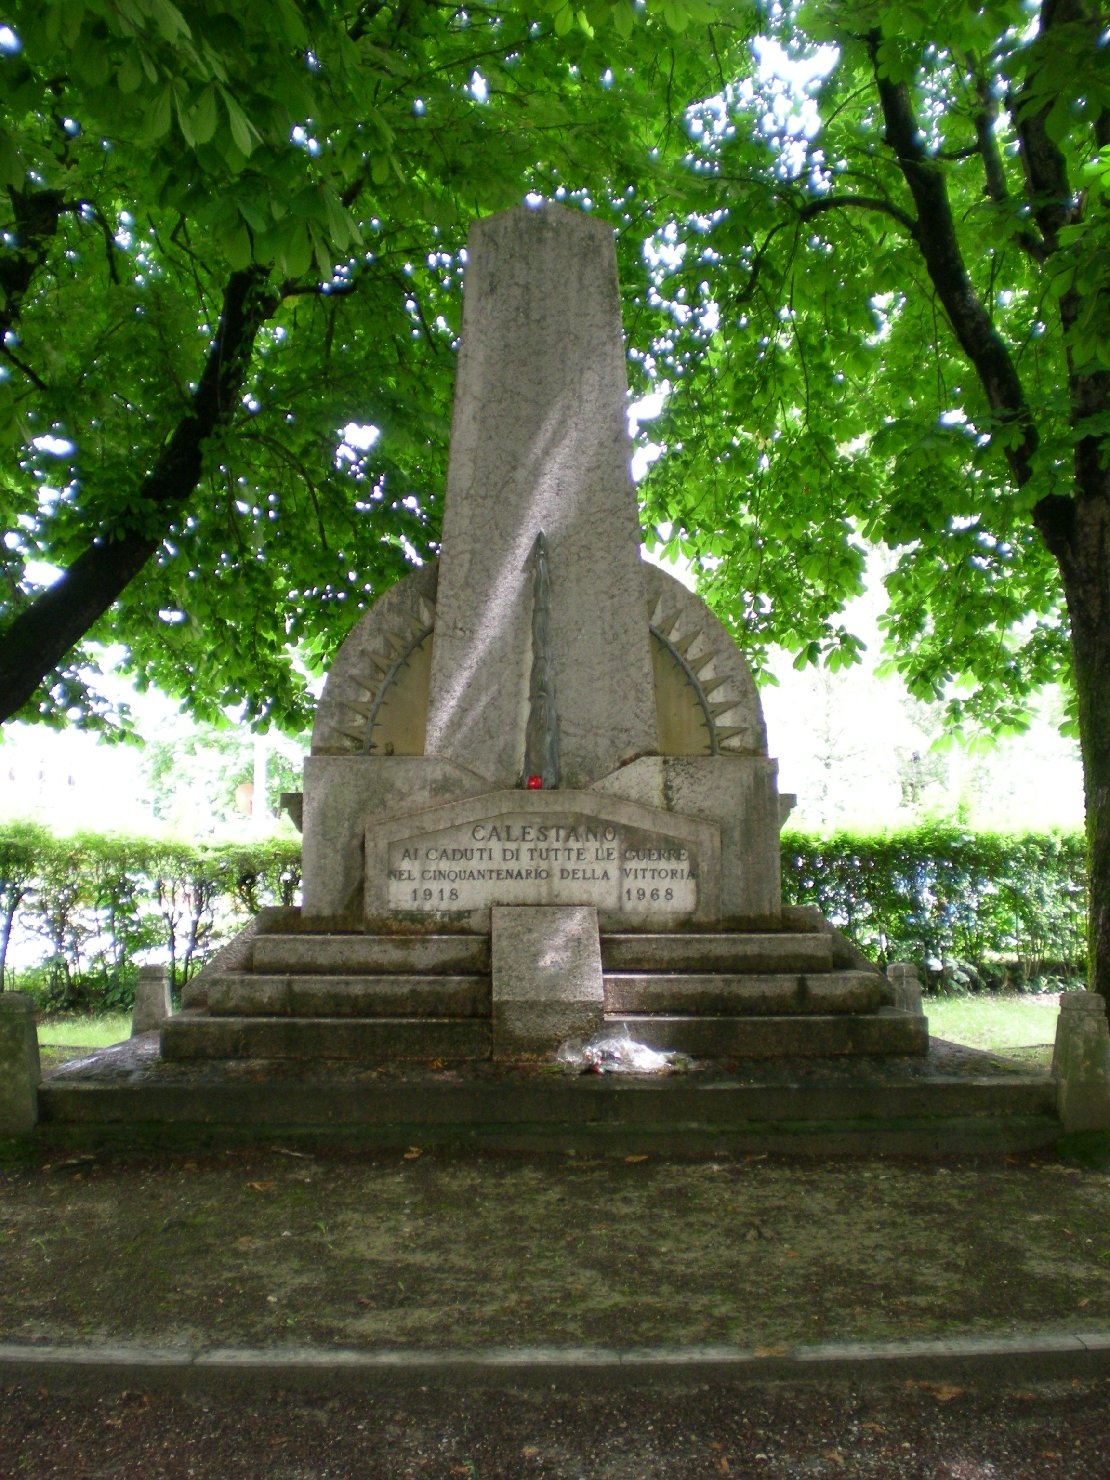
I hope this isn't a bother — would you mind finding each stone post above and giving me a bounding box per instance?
[0,992,41,1136]
[1053,992,1110,1131]
[132,963,173,1036]
[886,961,924,1015]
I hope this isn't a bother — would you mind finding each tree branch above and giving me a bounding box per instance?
[869,33,1038,489]
[970,69,1047,264]
[0,187,65,339]
[796,192,918,236]
[0,268,280,723]
[1009,0,1086,254]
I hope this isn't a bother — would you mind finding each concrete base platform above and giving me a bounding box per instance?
[604,971,886,1016]
[34,1034,1061,1157]
[203,973,490,1018]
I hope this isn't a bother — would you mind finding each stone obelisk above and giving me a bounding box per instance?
[424,205,658,790]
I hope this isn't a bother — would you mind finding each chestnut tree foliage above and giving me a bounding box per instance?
[4,1,1110,992]
[0,0,722,731]
[637,0,1110,992]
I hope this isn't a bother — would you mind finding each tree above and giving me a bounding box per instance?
[636,0,1110,996]
[0,0,728,731]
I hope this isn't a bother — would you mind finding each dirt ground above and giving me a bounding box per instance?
[5,1141,1110,1475]
[7,1001,1110,1480]
[3,1144,1110,1353]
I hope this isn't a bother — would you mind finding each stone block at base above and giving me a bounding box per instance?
[0,992,40,1134]
[492,905,604,1059]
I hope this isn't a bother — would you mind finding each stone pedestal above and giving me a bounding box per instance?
[491,906,604,1058]
[1053,991,1110,1131]
[0,993,40,1135]
[132,964,173,1036]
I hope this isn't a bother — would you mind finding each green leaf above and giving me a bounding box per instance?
[148,0,192,43]
[225,223,253,271]
[0,128,22,190]
[309,224,332,282]
[662,0,688,32]
[190,85,219,146]
[145,85,174,141]
[278,220,312,278]
[173,85,195,148]
[221,88,257,158]
[117,50,145,94]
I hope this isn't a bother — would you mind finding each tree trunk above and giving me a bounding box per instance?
[1037,493,1110,999]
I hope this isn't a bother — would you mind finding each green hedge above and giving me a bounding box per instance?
[0,822,1088,1010]
[781,825,1087,989]
[0,822,301,1011]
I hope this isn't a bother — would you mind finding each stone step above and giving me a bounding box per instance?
[600,932,835,974]
[160,1011,490,1063]
[604,970,885,1017]
[252,934,490,976]
[205,974,489,1019]
[609,1009,929,1059]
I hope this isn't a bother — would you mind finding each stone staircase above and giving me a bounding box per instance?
[600,932,926,1058]
[163,930,492,1063]
[160,920,925,1064]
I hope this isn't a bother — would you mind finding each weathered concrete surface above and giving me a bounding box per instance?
[311,561,439,758]
[591,755,784,921]
[161,1012,491,1063]
[425,205,658,789]
[614,1009,928,1059]
[252,934,490,976]
[491,905,604,1058]
[887,961,925,1015]
[0,992,39,1135]
[643,563,767,757]
[300,755,491,918]
[365,789,722,929]
[603,970,886,1017]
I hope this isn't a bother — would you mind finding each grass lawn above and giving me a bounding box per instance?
[36,1012,132,1069]
[927,992,1061,1066]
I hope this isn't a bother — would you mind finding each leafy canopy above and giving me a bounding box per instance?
[0,0,738,732]
[638,0,1108,739]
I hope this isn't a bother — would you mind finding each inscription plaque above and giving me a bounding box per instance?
[386,812,699,914]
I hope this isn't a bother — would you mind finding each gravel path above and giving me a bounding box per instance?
[4,1373,1108,1477]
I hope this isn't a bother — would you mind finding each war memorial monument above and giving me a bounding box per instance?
[14,203,1108,1152]
[161,203,924,1069]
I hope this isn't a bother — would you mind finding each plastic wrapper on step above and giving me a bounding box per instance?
[556,1027,678,1075]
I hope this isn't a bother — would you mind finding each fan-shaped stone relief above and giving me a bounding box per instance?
[311,559,768,765]
[643,563,767,759]
[311,563,438,757]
